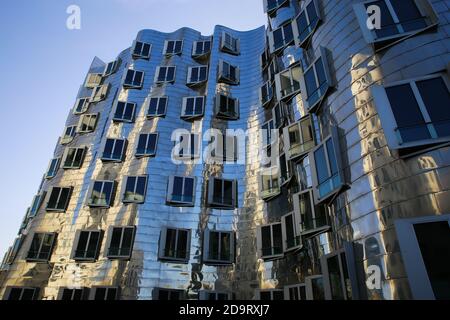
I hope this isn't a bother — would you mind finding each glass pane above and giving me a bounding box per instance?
[113,140,124,160]
[165,229,177,257]
[158,98,167,114]
[223,180,233,205]
[103,140,114,159]
[284,214,296,248]
[272,224,283,255]
[272,291,284,300]
[115,102,125,118]
[134,42,143,55]
[75,231,89,257]
[195,98,203,114]
[94,288,106,300]
[123,103,134,120]
[172,177,184,201]
[176,230,188,259]
[390,0,428,32]
[220,232,231,261]
[261,226,272,257]
[341,252,352,300]
[57,188,70,210]
[38,234,54,260]
[209,231,219,260]
[311,277,325,300]
[47,188,60,209]
[137,135,147,154]
[124,176,136,201]
[183,178,194,203]
[134,177,147,202]
[86,232,100,258]
[327,255,345,300]
[106,288,117,300]
[259,291,272,300]
[167,67,175,81]
[314,146,329,184]
[28,234,43,259]
[120,228,134,256]
[148,98,158,115]
[109,228,123,256]
[21,289,36,300]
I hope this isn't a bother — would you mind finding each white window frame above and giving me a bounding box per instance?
[135,133,159,158]
[218,60,240,85]
[166,176,196,206]
[155,66,176,84]
[105,226,136,259]
[147,96,168,118]
[158,227,191,263]
[207,177,238,209]
[220,31,240,55]
[259,167,281,200]
[293,189,330,235]
[121,175,148,204]
[85,73,102,89]
[86,180,115,208]
[281,210,302,252]
[131,40,152,59]
[203,229,235,265]
[60,125,77,145]
[215,94,239,120]
[26,232,57,262]
[77,113,98,133]
[275,64,301,101]
[186,65,208,86]
[260,81,274,108]
[256,222,284,260]
[113,101,136,123]
[268,21,295,53]
[163,40,184,56]
[181,96,205,120]
[73,97,90,115]
[90,84,110,103]
[45,157,60,179]
[62,147,86,169]
[123,69,144,89]
[29,191,47,218]
[103,59,120,77]
[283,114,315,161]
[71,229,103,261]
[46,187,72,212]
[173,133,201,160]
[263,0,289,15]
[292,0,322,48]
[192,39,212,58]
[101,138,127,162]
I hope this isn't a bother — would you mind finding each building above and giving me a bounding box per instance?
[1,0,449,300]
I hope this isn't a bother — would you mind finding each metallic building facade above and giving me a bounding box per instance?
[1,0,450,300]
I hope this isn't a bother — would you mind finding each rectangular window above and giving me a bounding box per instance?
[284,284,307,300]
[4,236,24,265]
[113,101,136,122]
[153,288,185,300]
[159,227,191,262]
[72,230,103,261]
[89,287,119,300]
[87,180,115,207]
[181,96,205,119]
[299,47,334,112]
[124,69,144,89]
[147,96,168,118]
[256,290,284,300]
[77,113,98,133]
[4,287,40,301]
[281,211,302,252]
[263,0,289,14]
[73,97,90,115]
[122,175,147,204]
[293,0,321,48]
[90,84,109,103]
[106,226,135,259]
[45,157,60,179]
[218,60,239,85]
[29,191,46,218]
[273,103,286,129]
[279,153,294,186]
[155,66,176,83]
[85,73,102,88]
[220,31,240,55]
[62,147,86,169]
[210,134,238,162]
[262,119,275,148]
[46,187,72,212]
[26,232,57,262]
[203,229,235,265]
[101,138,126,162]
[103,59,120,77]
[293,189,329,235]
[60,125,76,145]
[283,115,315,161]
[269,21,294,53]
[207,178,237,209]
[187,66,208,86]
[136,133,158,157]
[275,64,301,101]
[260,47,270,70]
[166,176,196,206]
[163,40,183,55]
[215,94,239,120]
[132,40,151,59]
[174,133,201,160]
[260,81,274,107]
[58,288,89,301]
[260,167,280,200]
[199,291,232,300]
[192,39,211,58]
[257,222,283,260]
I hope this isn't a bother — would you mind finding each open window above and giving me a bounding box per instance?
[113,101,136,123]
[292,0,322,48]
[132,40,151,59]
[199,291,232,300]
[260,81,274,108]
[46,187,72,212]
[207,178,238,209]
[203,229,235,265]
[123,69,144,89]
[147,96,168,118]
[218,60,239,85]
[257,222,283,260]
[85,73,102,88]
[263,0,289,15]
[354,0,439,52]
[173,133,201,160]
[103,59,120,77]
[153,288,186,300]
[72,230,103,261]
[87,180,115,208]
[136,133,158,158]
[77,113,98,133]
[29,191,47,218]
[26,232,57,262]
[155,66,176,84]
[268,21,294,53]
[60,125,76,145]
[122,175,147,204]
[215,94,239,120]
[281,210,302,252]
[3,287,40,300]
[372,74,450,155]
[163,40,183,56]
[220,31,240,55]
[283,114,315,161]
[166,176,196,206]
[299,47,334,113]
[260,167,281,200]
[187,66,208,86]
[158,227,191,263]
[275,64,301,101]
[293,189,330,235]
[105,226,136,259]
[255,289,284,300]
[57,288,89,301]
[192,39,211,59]
[181,96,205,120]
[45,157,60,179]
[62,147,86,169]
[90,84,109,103]
[73,97,90,115]
[101,138,127,162]
[89,287,119,300]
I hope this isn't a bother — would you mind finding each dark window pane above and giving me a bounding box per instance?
[183,178,194,202]
[272,224,283,255]
[176,230,188,259]
[120,228,134,256]
[86,232,100,258]
[261,226,272,256]
[390,0,427,32]
[209,232,219,260]
[165,228,177,257]
[109,228,122,255]
[28,234,43,259]
[327,255,345,300]
[106,288,117,300]
[21,289,36,300]
[167,67,175,81]
[94,288,106,300]
[314,146,329,184]
[273,291,284,300]
[134,42,143,55]
[76,231,89,257]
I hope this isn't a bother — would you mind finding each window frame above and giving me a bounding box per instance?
[45,157,60,179]
[283,114,315,161]
[60,125,77,145]
[166,176,196,206]
[86,180,116,208]
[90,84,110,103]
[77,113,98,133]
[101,138,127,162]
[131,40,152,60]
[155,66,176,84]
[203,229,235,265]
[113,101,136,123]
[147,96,168,118]
[85,73,103,89]
[220,31,240,55]
[29,191,47,218]
[210,133,239,163]
[25,232,57,262]
[121,175,148,204]
[186,65,208,86]
[192,39,212,58]
[173,133,201,161]
[198,291,233,300]
[292,0,322,48]
[158,227,191,263]
[268,20,295,53]
[215,93,239,120]
[62,147,86,169]
[284,283,308,300]
[103,59,120,77]
[263,0,289,15]
[3,287,40,300]
[293,189,330,236]
[255,289,284,300]
[46,186,73,212]
[281,210,302,252]
[256,222,284,260]
[73,97,90,115]
[105,226,136,260]
[181,96,205,120]
[71,229,104,261]
[89,286,120,300]
[275,63,302,101]
[123,69,144,89]
[135,133,159,158]
[218,60,240,85]
[207,177,238,209]
[57,287,90,301]
[259,167,281,200]
[260,81,274,108]
[152,288,186,300]
[163,40,184,56]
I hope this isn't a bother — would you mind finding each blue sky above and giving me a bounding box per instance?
[0,0,266,259]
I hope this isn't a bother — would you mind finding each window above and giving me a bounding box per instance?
[85,73,102,88]
[147,96,168,118]
[260,81,274,107]
[293,0,322,48]
[45,157,60,179]
[373,74,450,152]
[262,119,275,148]
[307,275,325,300]
[284,284,307,300]
[257,222,283,260]
[299,47,334,112]
[57,288,89,301]
[72,230,103,261]
[215,94,239,120]
[268,21,294,53]
[207,178,237,209]
[203,229,235,265]
[101,138,126,162]
[132,40,151,59]
[29,191,46,218]
[181,96,205,120]
[122,175,147,204]
[60,125,76,145]
[136,133,158,157]
[293,189,329,235]
[124,69,144,89]
[260,48,270,70]
[283,115,315,161]
[210,133,238,162]
[113,101,136,122]
[354,0,438,51]
[103,59,120,77]
[4,236,24,265]
[275,64,301,101]
[279,153,294,186]
[311,130,345,204]
[87,180,115,207]
[73,97,90,115]
[89,287,119,300]
[199,291,232,300]
[90,84,109,103]
[173,134,201,160]
[220,31,240,55]
[263,0,289,14]
[4,287,40,300]
[260,167,280,200]
[256,289,284,300]
[77,113,98,133]
[62,147,86,169]
[187,66,208,86]
[153,288,186,300]
[26,232,57,262]
[166,176,196,206]
[192,39,211,58]
[320,247,355,300]
[155,66,176,83]
[106,226,135,259]
[163,40,183,55]
[158,227,191,262]
[281,210,302,252]
[218,60,239,85]
[273,103,286,129]
[46,187,72,212]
